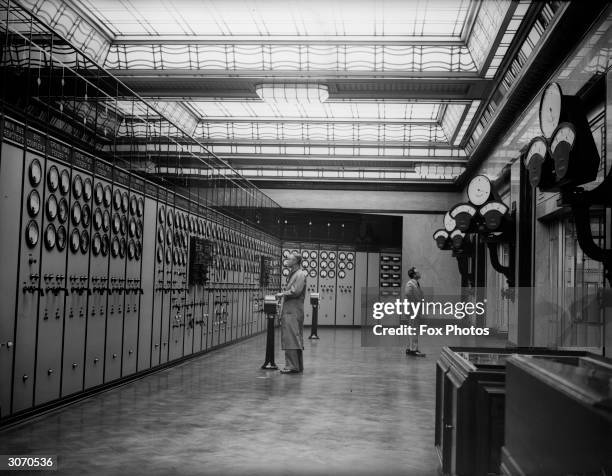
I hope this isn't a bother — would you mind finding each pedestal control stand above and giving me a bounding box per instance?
[261,295,278,370]
[308,293,320,340]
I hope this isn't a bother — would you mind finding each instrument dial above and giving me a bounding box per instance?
[70,229,80,253]
[444,212,456,232]
[165,248,172,265]
[83,178,92,201]
[129,218,136,237]
[82,204,91,228]
[47,166,59,192]
[120,216,127,236]
[135,242,142,261]
[347,252,354,261]
[320,261,328,269]
[339,252,346,260]
[44,224,56,251]
[347,262,354,270]
[119,238,126,259]
[310,251,317,259]
[157,246,164,263]
[92,233,102,256]
[25,220,39,248]
[467,175,491,206]
[93,208,103,230]
[137,198,144,217]
[80,229,90,254]
[128,240,136,260]
[158,206,165,224]
[29,159,42,187]
[309,269,317,278]
[129,196,137,216]
[56,225,66,251]
[329,261,336,269]
[72,175,83,199]
[46,195,58,221]
[103,186,112,207]
[136,221,143,239]
[329,252,336,260]
[27,190,40,217]
[539,82,562,138]
[338,262,346,269]
[94,183,104,205]
[111,237,120,257]
[166,229,173,246]
[328,270,335,279]
[167,209,173,225]
[157,227,164,243]
[71,202,82,226]
[112,214,121,234]
[320,251,328,259]
[59,169,70,195]
[102,210,110,232]
[550,123,576,179]
[301,261,308,268]
[282,268,289,277]
[58,198,68,224]
[320,270,327,278]
[101,235,109,256]
[121,192,129,213]
[113,190,121,211]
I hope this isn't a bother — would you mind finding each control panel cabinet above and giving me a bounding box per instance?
[335,249,355,325]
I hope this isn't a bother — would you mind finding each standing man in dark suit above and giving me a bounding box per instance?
[404,266,426,357]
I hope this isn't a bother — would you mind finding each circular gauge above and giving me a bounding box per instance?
[56,225,66,251]
[309,269,317,278]
[121,192,129,213]
[467,175,492,206]
[120,216,127,236]
[158,207,165,224]
[46,194,58,221]
[157,227,164,243]
[94,183,104,205]
[136,221,143,239]
[111,237,120,257]
[102,210,110,232]
[282,250,290,258]
[129,218,136,237]
[301,250,309,259]
[113,190,121,210]
[29,159,42,187]
[58,198,68,224]
[339,252,346,261]
[101,235,109,257]
[80,230,89,254]
[112,214,121,234]
[82,204,91,228]
[328,270,335,279]
[157,246,164,263]
[135,242,142,261]
[129,196,137,216]
[320,269,327,278]
[119,238,126,258]
[338,271,346,279]
[27,189,40,217]
[71,202,82,226]
[93,208,103,230]
[70,229,80,253]
[103,186,112,207]
[283,259,288,267]
[166,229,173,246]
[59,169,70,195]
[329,252,336,260]
[167,209,173,225]
[320,261,328,269]
[347,252,354,261]
[320,251,328,259]
[44,224,56,250]
[128,240,136,260]
[174,214,180,228]
[137,198,144,217]
[47,166,59,192]
[173,249,179,265]
[92,233,101,256]
[72,175,83,199]
[310,251,317,259]
[282,268,290,277]
[83,178,92,201]
[347,262,354,270]
[539,82,562,138]
[329,261,336,269]
[25,220,39,248]
[165,248,172,265]
[309,260,317,268]
[301,261,308,268]
[338,262,346,269]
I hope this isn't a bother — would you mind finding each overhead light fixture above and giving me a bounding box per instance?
[255,83,329,103]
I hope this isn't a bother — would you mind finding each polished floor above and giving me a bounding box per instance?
[0,328,504,476]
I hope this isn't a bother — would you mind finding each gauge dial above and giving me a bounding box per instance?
[158,207,165,224]
[72,175,83,199]
[283,250,290,258]
[301,250,309,259]
[166,229,173,246]
[25,220,39,248]
[157,246,164,263]
[92,233,102,256]
[80,230,90,254]
[320,261,327,269]
[102,210,110,232]
[129,218,136,237]
[301,261,308,268]
[329,252,336,260]
[338,270,346,279]
[101,235,109,256]
[128,240,136,260]
[539,82,562,138]
[44,224,56,250]
[550,122,576,180]
[120,216,127,236]
[137,198,144,217]
[56,225,66,251]
[121,192,129,213]
[320,270,327,278]
[82,204,91,228]
[129,196,137,216]
[157,227,164,243]
[27,190,40,217]
[57,198,68,224]
[165,248,172,265]
[119,238,126,258]
[467,175,491,206]
[46,195,58,221]
[93,208,103,230]
[328,270,335,279]
[94,183,104,205]
[329,261,336,269]
[83,178,92,201]
[444,211,456,232]
[479,201,509,231]
[338,262,346,269]
[167,209,173,225]
[135,242,142,261]
[339,252,346,260]
[111,213,120,234]
[309,269,317,278]
[282,268,290,277]
[525,136,550,187]
[103,186,112,207]
[47,166,59,192]
[29,159,42,187]
[59,169,70,195]
[113,190,121,211]
[321,251,328,259]
[347,262,354,270]
[71,202,82,226]
[111,237,120,257]
[347,252,354,261]
[136,221,143,239]
[70,229,80,253]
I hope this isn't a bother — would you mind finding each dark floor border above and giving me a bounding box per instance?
[0,329,266,431]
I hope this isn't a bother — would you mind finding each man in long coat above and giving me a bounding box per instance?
[276,252,307,373]
[404,266,426,357]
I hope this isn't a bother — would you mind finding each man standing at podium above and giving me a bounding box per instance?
[276,252,307,373]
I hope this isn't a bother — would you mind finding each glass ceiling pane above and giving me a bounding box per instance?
[82,0,472,39]
[186,101,442,122]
